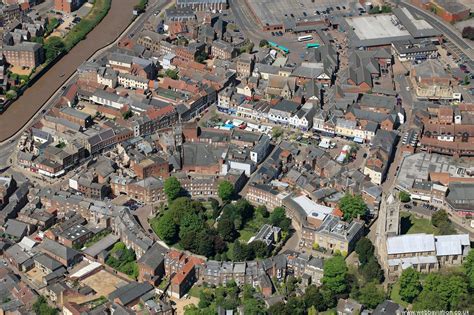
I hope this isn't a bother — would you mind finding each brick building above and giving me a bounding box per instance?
[3,42,44,68]
[54,0,84,13]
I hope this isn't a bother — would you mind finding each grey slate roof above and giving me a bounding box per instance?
[137,243,167,270]
[34,253,62,271]
[108,282,154,305]
[41,238,80,264]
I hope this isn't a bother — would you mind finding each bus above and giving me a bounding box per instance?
[306,42,320,49]
[298,35,313,42]
[268,41,290,55]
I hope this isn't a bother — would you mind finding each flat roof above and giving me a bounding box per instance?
[292,195,333,220]
[246,0,354,27]
[396,152,473,191]
[393,7,441,38]
[346,14,413,47]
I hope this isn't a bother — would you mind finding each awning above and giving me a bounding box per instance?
[353,137,364,144]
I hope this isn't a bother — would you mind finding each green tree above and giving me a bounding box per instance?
[268,302,287,315]
[399,268,422,303]
[270,207,291,231]
[122,109,133,119]
[322,255,348,295]
[153,212,178,244]
[431,210,449,227]
[234,199,254,222]
[33,296,58,315]
[286,296,306,315]
[464,250,474,289]
[399,191,411,203]
[195,231,216,257]
[164,176,182,201]
[232,240,250,261]
[356,281,385,309]
[179,212,205,240]
[242,297,266,314]
[44,36,66,61]
[217,218,237,242]
[272,127,283,138]
[180,231,198,251]
[46,17,59,34]
[256,205,269,218]
[259,39,268,47]
[248,240,268,258]
[198,289,213,308]
[413,274,468,311]
[355,237,374,265]
[195,50,209,63]
[338,194,367,221]
[431,210,455,235]
[304,285,328,311]
[218,180,234,202]
[164,69,179,80]
[413,289,447,311]
[360,257,384,284]
[463,75,470,86]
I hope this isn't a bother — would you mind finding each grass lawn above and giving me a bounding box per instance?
[188,285,204,298]
[238,229,254,242]
[400,212,438,235]
[389,280,409,308]
[237,212,270,243]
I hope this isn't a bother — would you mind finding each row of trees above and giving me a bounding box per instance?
[352,238,386,309]
[355,237,384,284]
[399,250,474,311]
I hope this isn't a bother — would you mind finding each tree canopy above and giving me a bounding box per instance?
[355,237,374,265]
[164,176,182,201]
[322,255,348,295]
[399,268,421,303]
[399,191,411,203]
[413,274,468,311]
[355,281,385,309]
[218,180,234,202]
[33,296,58,315]
[270,207,291,231]
[44,36,66,61]
[465,250,474,290]
[338,194,367,221]
[431,210,456,235]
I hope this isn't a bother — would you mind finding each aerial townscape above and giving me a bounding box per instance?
[0,0,474,314]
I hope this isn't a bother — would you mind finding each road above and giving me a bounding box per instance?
[0,0,138,142]
[399,1,474,69]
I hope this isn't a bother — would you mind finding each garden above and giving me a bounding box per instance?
[149,177,292,261]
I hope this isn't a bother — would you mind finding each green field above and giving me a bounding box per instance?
[400,212,437,235]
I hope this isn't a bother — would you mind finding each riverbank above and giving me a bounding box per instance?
[0,0,136,141]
